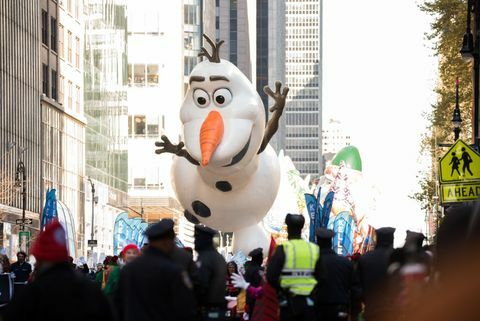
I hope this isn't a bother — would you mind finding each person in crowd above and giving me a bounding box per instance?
[172,243,200,299]
[96,255,118,290]
[1,220,114,321]
[357,227,395,321]
[244,248,264,316]
[195,224,227,321]
[104,244,140,298]
[0,254,11,274]
[10,251,31,283]
[267,214,319,321]
[314,228,361,321]
[225,261,241,320]
[114,219,196,321]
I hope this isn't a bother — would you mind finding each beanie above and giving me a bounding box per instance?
[120,244,139,257]
[31,220,69,263]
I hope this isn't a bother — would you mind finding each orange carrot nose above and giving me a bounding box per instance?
[200,111,224,166]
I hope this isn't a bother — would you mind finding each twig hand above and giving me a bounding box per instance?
[155,136,184,155]
[263,81,289,113]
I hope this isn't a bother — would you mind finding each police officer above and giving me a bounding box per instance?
[267,214,319,321]
[194,224,227,321]
[115,219,196,321]
[314,228,361,321]
[357,227,395,321]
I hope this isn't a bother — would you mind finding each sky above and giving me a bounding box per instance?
[322,0,438,242]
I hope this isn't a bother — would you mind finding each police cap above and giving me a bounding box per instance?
[405,230,425,246]
[316,227,335,240]
[285,213,305,229]
[145,219,175,241]
[248,247,263,258]
[194,224,218,238]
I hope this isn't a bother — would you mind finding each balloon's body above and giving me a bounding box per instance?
[172,145,280,232]
[155,36,288,253]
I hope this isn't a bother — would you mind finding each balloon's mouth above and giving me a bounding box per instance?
[223,134,251,167]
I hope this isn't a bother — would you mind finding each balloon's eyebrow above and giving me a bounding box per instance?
[189,76,205,84]
[210,75,229,82]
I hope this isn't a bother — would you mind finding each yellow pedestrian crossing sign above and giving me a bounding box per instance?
[439,139,480,183]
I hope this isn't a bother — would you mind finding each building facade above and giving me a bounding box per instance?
[322,119,351,162]
[284,0,323,178]
[0,0,43,257]
[84,0,128,260]
[126,0,184,223]
[41,0,86,257]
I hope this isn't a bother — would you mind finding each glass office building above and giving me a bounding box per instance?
[84,0,128,201]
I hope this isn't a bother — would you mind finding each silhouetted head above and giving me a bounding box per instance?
[285,214,305,239]
[316,227,335,249]
[452,152,456,156]
[145,219,176,255]
[194,224,217,252]
[405,230,426,250]
[248,248,263,266]
[375,227,395,248]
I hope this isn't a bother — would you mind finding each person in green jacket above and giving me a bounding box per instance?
[104,244,140,297]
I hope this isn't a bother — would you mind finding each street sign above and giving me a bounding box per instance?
[87,240,98,247]
[439,139,480,183]
[16,218,33,225]
[440,182,480,203]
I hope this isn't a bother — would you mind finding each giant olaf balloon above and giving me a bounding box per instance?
[155,35,288,252]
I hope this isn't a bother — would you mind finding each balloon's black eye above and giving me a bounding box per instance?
[197,97,206,105]
[215,95,225,104]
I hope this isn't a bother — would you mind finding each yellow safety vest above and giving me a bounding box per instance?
[279,239,319,296]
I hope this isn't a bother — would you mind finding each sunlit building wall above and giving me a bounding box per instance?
[322,119,351,157]
[284,0,323,178]
[0,0,43,257]
[84,0,128,259]
[126,0,184,223]
[41,0,86,256]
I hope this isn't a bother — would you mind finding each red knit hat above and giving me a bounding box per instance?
[120,244,139,257]
[31,220,69,263]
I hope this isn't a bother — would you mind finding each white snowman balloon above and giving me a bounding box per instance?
[155,35,289,252]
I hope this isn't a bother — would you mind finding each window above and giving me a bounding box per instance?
[75,86,80,112]
[42,64,48,96]
[41,10,48,46]
[128,115,133,136]
[133,178,146,188]
[51,70,57,100]
[67,0,72,13]
[134,116,146,135]
[146,115,159,137]
[50,17,57,52]
[67,31,72,63]
[146,65,158,85]
[75,37,80,68]
[133,65,145,86]
[59,75,64,103]
[58,24,64,57]
[68,81,73,109]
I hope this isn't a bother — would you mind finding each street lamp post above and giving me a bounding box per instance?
[453,78,463,141]
[15,161,26,231]
[87,177,95,254]
[461,0,480,147]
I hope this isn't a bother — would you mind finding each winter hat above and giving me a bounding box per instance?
[31,220,69,263]
[120,244,139,257]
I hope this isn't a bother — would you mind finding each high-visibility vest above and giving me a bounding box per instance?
[279,239,319,296]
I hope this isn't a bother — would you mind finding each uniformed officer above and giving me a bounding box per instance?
[314,228,361,321]
[194,224,227,321]
[267,214,319,321]
[357,227,395,321]
[115,219,196,321]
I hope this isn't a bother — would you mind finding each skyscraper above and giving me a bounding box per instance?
[126,0,184,223]
[41,0,86,256]
[0,0,43,256]
[84,0,128,259]
[284,0,323,177]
